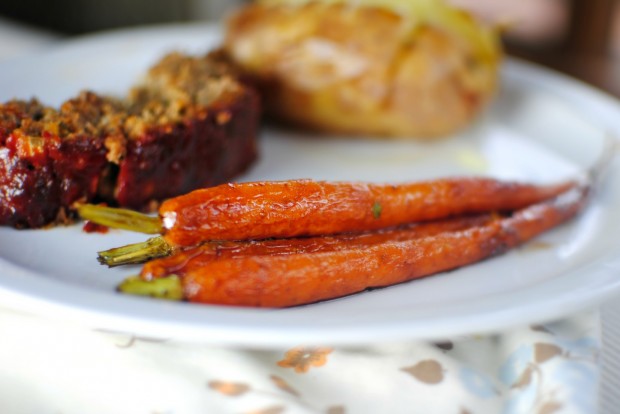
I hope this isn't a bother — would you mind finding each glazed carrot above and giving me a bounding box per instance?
[122,184,588,307]
[159,178,576,247]
[140,214,495,280]
[83,177,576,266]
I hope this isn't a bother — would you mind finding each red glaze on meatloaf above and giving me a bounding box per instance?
[0,97,109,228]
[0,52,259,228]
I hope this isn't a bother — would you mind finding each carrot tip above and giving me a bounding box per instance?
[78,204,162,234]
[97,236,173,267]
[117,275,184,300]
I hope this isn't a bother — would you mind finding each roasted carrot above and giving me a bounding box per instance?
[81,177,576,266]
[140,214,495,280]
[120,184,589,307]
[159,178,576,246]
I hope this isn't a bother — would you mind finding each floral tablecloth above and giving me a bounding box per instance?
[0,307,599,414]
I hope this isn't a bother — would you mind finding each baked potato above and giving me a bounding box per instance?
[223,0,502,138]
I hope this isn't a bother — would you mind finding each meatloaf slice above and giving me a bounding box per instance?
[112,52,259,209]
[0,52,260,228]
[0,95,111,228]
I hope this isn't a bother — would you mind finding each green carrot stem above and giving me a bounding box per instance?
[117,275,184,300]
[78,204,162,234]
[98,236,173,267]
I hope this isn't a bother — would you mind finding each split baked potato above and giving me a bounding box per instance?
[223,0,502,138]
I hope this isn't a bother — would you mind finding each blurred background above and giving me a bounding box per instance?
[0,0,620,95]
[0,0,618,94]
[0,0,243,33]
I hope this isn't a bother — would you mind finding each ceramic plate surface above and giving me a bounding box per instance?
[0,24,619,347]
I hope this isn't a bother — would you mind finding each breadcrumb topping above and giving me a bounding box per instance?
[1,52,244,154]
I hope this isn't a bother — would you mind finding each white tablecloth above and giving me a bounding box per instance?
[0,307,601,414]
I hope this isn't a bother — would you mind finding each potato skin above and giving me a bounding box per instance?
[224,2,501,138]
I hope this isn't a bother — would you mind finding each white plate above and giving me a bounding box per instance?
[1,24,619,347]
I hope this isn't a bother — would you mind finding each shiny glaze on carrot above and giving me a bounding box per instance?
[177,185,588,307]
[158,178,575,247]
[141,214,494,279]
